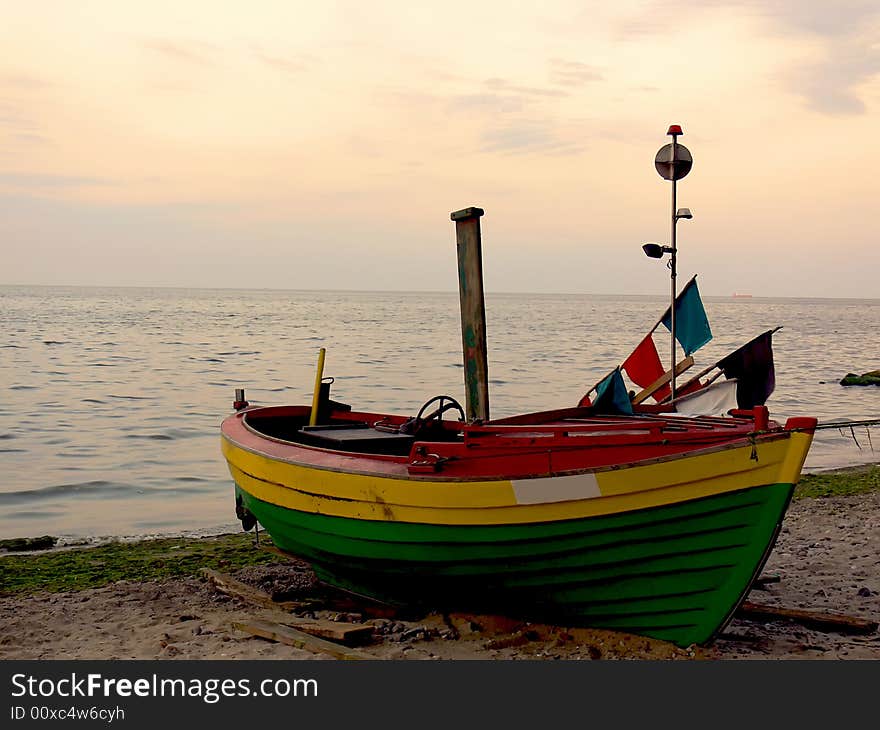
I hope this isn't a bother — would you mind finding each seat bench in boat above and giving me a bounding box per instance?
[298,423,415,455]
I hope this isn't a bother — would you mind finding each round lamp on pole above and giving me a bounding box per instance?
[648,125,694,402]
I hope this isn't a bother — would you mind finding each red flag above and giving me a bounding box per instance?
[622,335,670,402]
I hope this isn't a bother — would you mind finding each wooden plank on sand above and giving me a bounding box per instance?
[232,620,372,660]
[202,569,312,612]
[204,568,373,645]
[737,601,879,635]
[750,574,781,591]
[258,545,403,619]
[284,617,373,646]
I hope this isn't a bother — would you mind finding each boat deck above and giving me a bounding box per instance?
[234,404,772,467]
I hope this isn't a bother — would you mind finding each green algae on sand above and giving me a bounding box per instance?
[794,464,880,500]
[0,533,284,597]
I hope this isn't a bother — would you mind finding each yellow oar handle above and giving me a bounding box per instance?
[309,348,326,426]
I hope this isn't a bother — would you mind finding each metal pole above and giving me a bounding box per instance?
[669,136,678,401]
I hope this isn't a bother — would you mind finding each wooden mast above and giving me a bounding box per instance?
[451,206,490,423]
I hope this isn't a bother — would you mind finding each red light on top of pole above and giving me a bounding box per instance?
[667,124,683,136]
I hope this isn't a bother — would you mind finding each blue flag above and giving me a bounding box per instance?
[661,277,712,356]
[592,368,633,415]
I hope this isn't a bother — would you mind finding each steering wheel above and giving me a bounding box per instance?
[414,395,466,428]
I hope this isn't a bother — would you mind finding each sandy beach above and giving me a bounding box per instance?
[1,486,878,661]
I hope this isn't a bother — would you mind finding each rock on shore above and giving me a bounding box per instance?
[840,370,880,386]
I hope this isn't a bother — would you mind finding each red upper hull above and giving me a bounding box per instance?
[221,404,814,482]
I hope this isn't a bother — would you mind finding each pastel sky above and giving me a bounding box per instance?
[1,1,878,296]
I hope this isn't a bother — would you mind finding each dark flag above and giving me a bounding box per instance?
[592,368,634,415]
[716,329,777,409]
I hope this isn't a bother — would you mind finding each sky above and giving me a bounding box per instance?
[1,1,878,297]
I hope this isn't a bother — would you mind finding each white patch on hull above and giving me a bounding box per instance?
[511,473,601,505]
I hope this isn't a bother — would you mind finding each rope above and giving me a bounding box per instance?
[812,418,880,430]
[798,418,880,453]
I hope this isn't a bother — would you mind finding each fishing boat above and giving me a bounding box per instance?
[223,402,814,647]
[220,206,817,647]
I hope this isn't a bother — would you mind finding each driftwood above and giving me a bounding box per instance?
[736,601,879,635]
[204,568,374,647]
[232,620,372,660]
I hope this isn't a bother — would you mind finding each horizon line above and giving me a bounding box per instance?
[1,282,879,302]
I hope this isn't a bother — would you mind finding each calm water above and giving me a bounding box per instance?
[1,285,878,540]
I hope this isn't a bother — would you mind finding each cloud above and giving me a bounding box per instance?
[0,101,48,146]
[141,39,216,65]
[0,103,39,133]
[448,92,526,115]
[462,77,591,155]
[0,173,112,192]
[0,72,54,90]
[616,0,879,39]
[0,94,51,145]
[11,133,50,146]
[759,0,878,37]
[367,72,593,160]
[374,74,591,158]
[549,60,604,87]
[484,77,569,98]
[756,1,880,114]
[252,49,314,75]
[479,120,582,155]
[615,0,880,116]
[790,38,880,115]
[447,75,569,116]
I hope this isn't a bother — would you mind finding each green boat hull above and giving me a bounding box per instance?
[236,483,793,646]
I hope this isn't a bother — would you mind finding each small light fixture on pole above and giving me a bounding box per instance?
[642,243,671,259]
[649,125,694,401]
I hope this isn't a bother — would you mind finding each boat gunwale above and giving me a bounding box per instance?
[222,412,793,484]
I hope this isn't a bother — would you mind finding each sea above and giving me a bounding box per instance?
[1,285,878,542]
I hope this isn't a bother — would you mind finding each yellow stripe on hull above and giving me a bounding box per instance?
[222,432,814,526]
